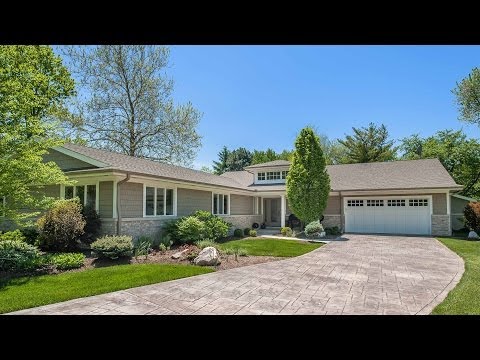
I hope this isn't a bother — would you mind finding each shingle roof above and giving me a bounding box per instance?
[60,144,461,192]
[244,160,291,169]
[61,143,246,190]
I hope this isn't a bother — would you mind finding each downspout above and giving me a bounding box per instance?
[339,191,344,232]
[116,173,131,235]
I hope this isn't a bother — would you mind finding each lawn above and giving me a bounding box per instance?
[218,238,323,257]
[432,238,480,314]
[0,264,212,314]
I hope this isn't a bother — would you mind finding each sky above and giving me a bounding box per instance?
[165,45,480,169]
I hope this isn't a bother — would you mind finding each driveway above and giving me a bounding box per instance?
[11,235,464,315]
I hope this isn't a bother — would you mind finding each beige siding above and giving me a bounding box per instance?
[325,196,341,215]
[177,188,212,216]
[432,193,447,215]
[451,196,470,214]
[43,149,94,171]
[230,194,254,215]
[119,182,143,218]
[99,181,114,218]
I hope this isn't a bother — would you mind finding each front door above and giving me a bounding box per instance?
[264,198,281,227]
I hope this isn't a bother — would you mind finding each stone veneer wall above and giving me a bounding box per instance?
[217,215,263,235]
[431,215,451,236]
[322,215,342,230]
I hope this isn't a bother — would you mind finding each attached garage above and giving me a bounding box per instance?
[344,196,432,235]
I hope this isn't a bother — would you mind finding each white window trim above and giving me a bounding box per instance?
[61,183,99,212]
[212,192,230,216]
[143,184,177,218]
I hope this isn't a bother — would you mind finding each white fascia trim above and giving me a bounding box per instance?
[52,146,109,168]
[451,193,478,202]
[340,188,457,196]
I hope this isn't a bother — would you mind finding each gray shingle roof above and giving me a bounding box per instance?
[244,160,291,169]
[61,144,461,192]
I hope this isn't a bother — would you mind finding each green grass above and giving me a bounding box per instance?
[432,238,480,314]
[0,264,212,314]
[218,238,322,257]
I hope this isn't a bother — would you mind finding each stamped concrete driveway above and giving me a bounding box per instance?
[12,235,464,315]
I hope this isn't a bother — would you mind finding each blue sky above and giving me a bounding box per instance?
[166,46,480,169]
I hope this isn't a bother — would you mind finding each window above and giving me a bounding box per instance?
[281,171,289,179]
[366,199,384,207]
[409,199,428,207]
[257,172,266,181]
[213,193,229,215]
[145,186,174,216]
[387,199,405,207]
[64,184,96,209]
[347,200,364,207]
[266,171,281,180]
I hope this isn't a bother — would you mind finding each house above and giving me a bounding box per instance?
[1,143,468,237]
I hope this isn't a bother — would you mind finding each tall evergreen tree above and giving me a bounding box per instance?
[286,127,330,224]
[226,147,252,171]
[212,146,230,174]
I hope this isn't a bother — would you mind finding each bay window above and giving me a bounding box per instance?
[145,186,174,216]
[213,193,229,215]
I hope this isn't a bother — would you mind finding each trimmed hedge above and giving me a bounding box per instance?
[91,235,133,259]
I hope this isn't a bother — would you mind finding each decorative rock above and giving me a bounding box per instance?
[194,247,220,266]
[468,231,479,240]
[171,248,189,259]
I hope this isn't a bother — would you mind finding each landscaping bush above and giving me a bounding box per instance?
[162,220,181,243]
[281,227,293,237]
[195,239,218,250]
[243,228,251,236]
[133,236,152,260]
[305,220,324,238]
[0,229,26,243]
[233,229,243,237]
[19,227,39,245]
[37,199,86,252]
[158,243,167,253]
[177,216,206,243]
[191,211,230,241]
[238,248,248,257]
[249,230,257,237]
[47,253,85,270]
[91,235,133,259]
[464,202,480,233]
[0,239,41,272]
[81,205,102,244]
[325,226,341,236]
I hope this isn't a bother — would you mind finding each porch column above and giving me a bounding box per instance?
[280,195,286,228]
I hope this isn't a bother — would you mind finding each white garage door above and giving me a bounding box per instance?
[344,197,431,235]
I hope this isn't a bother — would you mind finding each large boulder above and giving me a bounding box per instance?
[468,231,479,240]
[194,247,220,266]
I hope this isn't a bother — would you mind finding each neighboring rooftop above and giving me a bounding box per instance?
[244,160,291,169]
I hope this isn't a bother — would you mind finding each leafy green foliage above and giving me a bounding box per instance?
[19,227,39,245]
[0,45,74,223]
[195,239,218,250]
[304,220,324,238]
[237,248,248,257]
[154,233,172,250]
[452,67,480,125]
[191,211,230,241]
[251,148,293,165]
[233,229,244,237]
[325,226,341,235]
[286,127,331,224]
[64,45,201,166]
[176,217,206,244]
[243,228,251,236]
[0,239,41,271]
[225,147,252,171]
[249,230,257,237]
[37,199,86,252]
[464,202,480,233]
[337,122,397,163]
[0,229,26,242]
[46,252,85,270]
[158,243,167,253]
[133,237,152,260]
[400,130,480,198]
[281,227,293,237]
[80,205,101,244]
[213,146,230,174]
[91,235,133,259]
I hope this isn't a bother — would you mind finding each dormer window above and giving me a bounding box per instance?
[255,169,289,183]
[281,171,288,179]
[258,172,266,181]
[267,171,281,180]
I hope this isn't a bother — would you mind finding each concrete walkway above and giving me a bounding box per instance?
[11,235,464,315]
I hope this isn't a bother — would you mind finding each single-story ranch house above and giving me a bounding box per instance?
[2,143,474,237]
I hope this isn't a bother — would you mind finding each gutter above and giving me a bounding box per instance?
[116,173,131,235]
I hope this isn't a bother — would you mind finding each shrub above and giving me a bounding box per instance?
[195,239,218,250]
[37,199,86,252]
[176,216,206,243]
[19,227,39,245]
[0,229,26,243]
[81,205,102,244]
[464,202,480,233]
[305,220,324,238]
[238,248,248,257]
[281,227,293,237]
[133,236,152,260]
[325,226,341,235]
[158,243,167,253]
[0,239,41,272]
[249,230,257,237]
[243,228,251,236]
[191,211,230,241]
[91,235,133,259]
[233,229,243,237]
[162,220,181,243]
[47,253,85,270]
